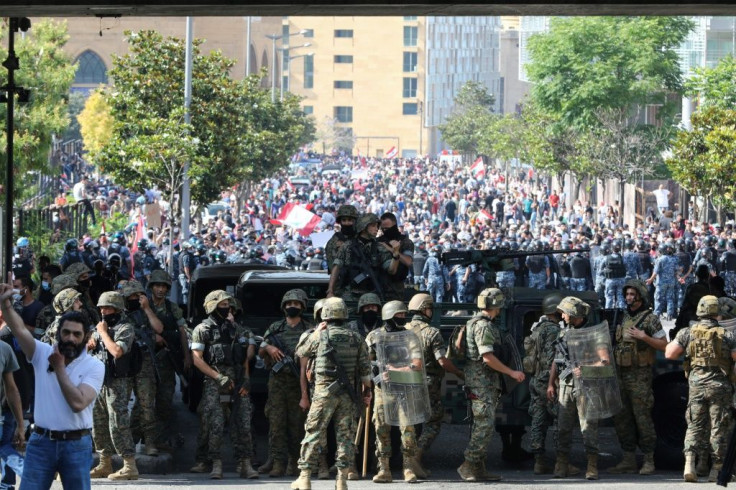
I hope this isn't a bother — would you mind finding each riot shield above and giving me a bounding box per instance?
[496,332,523,394]
[565,321,622,421]
[374,329,431,426]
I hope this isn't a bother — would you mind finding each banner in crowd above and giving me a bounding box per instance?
[271,203,321,236]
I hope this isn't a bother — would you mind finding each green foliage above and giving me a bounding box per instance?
[60,90,86,143]
[667,106,736,211]
[686,55,736,111]
[94,30,314,206]
[87,211,131,238]
[439,81,496,157]
[0,20,76,194]
[315,117,354,155]
[526,17,693,129]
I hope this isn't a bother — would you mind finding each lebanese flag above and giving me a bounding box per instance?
[479,209,493,222]
[285,179,295,192]
[385,146,398,159]
[470,156,485,179]
[129,214,145,279]
[357,148,367,167]
[270,203,321,236]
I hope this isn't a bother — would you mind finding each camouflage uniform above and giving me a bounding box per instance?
[378,234,414,301]
[406,314,447,453]
[91,314,136,458]
[261,318,311,466]
[612,306,665,457]
[36,274,88,338]
[624,251,644,280]
[333,237,393,302]
[39,288,83,345]
[674,320,736,466]
[653,254,678,318]
[325,232,348,273]
[422,254,447,303]
[526,255,550,290]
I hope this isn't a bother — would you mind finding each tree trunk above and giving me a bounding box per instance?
[619,179,625,227]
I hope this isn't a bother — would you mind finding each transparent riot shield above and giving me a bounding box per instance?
[565,321,622,421]
[496,332,523,394]
[374,329,431,426]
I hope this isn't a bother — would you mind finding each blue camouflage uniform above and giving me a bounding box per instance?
[623,251,643,280]
[423,255,448,303]
[526,255,550,290]
[652,254,678,318]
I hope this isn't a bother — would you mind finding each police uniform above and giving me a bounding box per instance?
[526,255,549,290]
[569,254,592,292]
[603,252,627,309]
[652,252,678,319]
[422,253,447,303]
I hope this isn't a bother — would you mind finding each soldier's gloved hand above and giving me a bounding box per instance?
[216,373,233,391]
[238,377,251,396]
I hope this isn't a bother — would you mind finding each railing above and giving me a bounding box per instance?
[17,201,93,240]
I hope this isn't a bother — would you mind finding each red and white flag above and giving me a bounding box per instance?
[357,148,367,167]
[385,146,398,159]
[479,209,493,222]
[470,156,485,179]
[270,203,321,237]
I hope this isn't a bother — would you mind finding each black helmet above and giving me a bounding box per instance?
[636,239,648,251]
[137,238,148,249]
[65,238,78,252]
[624,238,634,250]
[197,244,207,255]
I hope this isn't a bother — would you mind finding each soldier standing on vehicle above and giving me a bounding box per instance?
[89,291,139,480]
[522,293,563,475]
[347,293,381,338]
[422,247,449,303]
[191,290,257,480]
[327,213,398,302]
[458,288,525,482]
[378,212,414,301]
[123,280,164,457]
[665,295,736,483]
[526,241,550,290]
[259,289,312,477]
[366,301,424,483]
[147,270,192,450]
[608,279,666,476]
[547,296,601,480]
[406,293,464,473]
[646,243,679,321]
[569,248,593,292]
[603,240,627,309]
[291,297,372,490]
[326,205,360,272]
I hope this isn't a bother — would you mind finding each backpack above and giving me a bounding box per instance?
[448,323,468,361]
[522,326,542,374]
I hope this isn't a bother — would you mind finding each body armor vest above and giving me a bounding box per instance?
[614,311,655,368]
[687,323,732,376]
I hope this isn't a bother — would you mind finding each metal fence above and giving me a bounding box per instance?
[17,202,94,241]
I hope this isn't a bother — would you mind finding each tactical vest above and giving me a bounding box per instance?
[128,309,157,353]
[522,319,558,375]
[314,326,361,382]
[614,311,655,368]
[201,318,236,367]
[465,315,488,362]
[527,255,546,274]
[307,257,323,271]
[686,323,732,377]
[341,239,381,292]
[95,322,142,383]
[408,317,442,377]
[570,256,588,278]
[604,254,626,279]
[154,299,181,354]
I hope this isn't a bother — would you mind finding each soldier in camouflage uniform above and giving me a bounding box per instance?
[328,213,397,302]
[457,288,525,482]
[325,205,359,273]
[89,291,139,480]
[147,270,192,450]
[123,280,163,456]
[191,290,258,480]
[366,301,423,483]
[522,293,563,474]
[406,293,463,474]
[36,274,77,337]
[259,289,312,477]
[291,297,372,490]
[608,279,667,475]
[666,295,736,482]
[647,243,679,320]
[378,212,414,301]
[65,262,101,325]
[547,296,600,480]
[346,292,381,338]
[39,287,83,345]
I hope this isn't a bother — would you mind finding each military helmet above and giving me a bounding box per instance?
[622,279,649,306]
[65,262,91,278]
[313,298,326,321]
[148,269,172,287]
[53,288,82,315]
[97,291,125,311]
[697,295,720,318]
[718,297,736,320]
[204,289,233,315]
[382,300,409,321]
[358,292,382,311]
[557,296,590,318]
[356,213,380,233]
[230,297,243,314]
[281,289,308,310]
[477,288,505,310]
[542,292,564,315]
[336,204,359,220]
[408,293,434,312]
[52,274,78,295]
[65,238,78,252]
[321,297,348,320]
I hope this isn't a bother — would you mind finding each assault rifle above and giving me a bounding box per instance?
[552,336,578,382]
[349,240,385,302]
[137,328,161,385]
[267,333,300,378]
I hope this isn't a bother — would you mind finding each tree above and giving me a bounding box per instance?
[94,30,314,207]
[439,81,496,161]
[77,90,114,155]
[686,55,736,111]
[315,117,355,155]
[0,19,76,196]
[60,91,87,143]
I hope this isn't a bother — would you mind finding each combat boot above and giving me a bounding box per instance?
[608,451,637,474]
[567,463,581,476]
[554,452,570,478]
[457,460,477,482]
[108,456,139,481]
[347,464,359,480]
[639,453,655,475]
[372,457,392,483]
[209,459,223,480]
[533,454,553,475]
[403,461,417,483]
[684,453,697,482]
[189,461,210,473]
[709,463,723,483]
[404,454,427,480]
[336,467,349,490]
[240,458,259,479]
[287,456,299,476]
[269,459,287,477]
[258,455,273,473]
[476,460,503,481]
[90,454,113,478]
[317,455,330,479]
[585,454,598,480]
[696,451,709,477]
[290,469,311,490]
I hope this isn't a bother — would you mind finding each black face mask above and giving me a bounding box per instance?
[382,225,401,241]
[215,307,231,320]
[285,307,302,319]
[361,311,378,327]
[393,317,407,327]
[77,279,92,291]
[102,313,120,326]
[126,299,140,311]
[341,225,356,238]
[385,318,406,332]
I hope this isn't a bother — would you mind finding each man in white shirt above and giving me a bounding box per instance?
[72,175,96,226]
[0,282,104,490]
[652,184,671,215]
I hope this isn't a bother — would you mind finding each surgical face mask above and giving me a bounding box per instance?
[12,290,23,302]
[361,310,378,327]
[285,306,302,318]
[41,281,51,291]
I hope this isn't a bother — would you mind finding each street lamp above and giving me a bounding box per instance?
[279,45,312,101]
[266,29,308,103]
